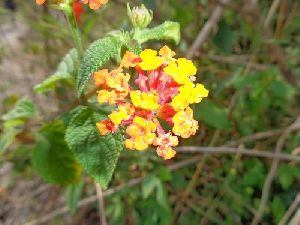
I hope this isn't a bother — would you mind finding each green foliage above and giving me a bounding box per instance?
[2,2,300,224]
[241,160,266,190]
[34,49,79,93]
[278,164,300,190]
[0,128,17,156]
[271,196,286,224]
[194,99,230,129]
[2,98,35,128]
[65,181,84,214]
[134,21,180,44]
[213,20,236,54]
[142,174,160,199]
[65,107,125,189]
[31,121,82,185]
[124,39,142,55]
[136,198,172,225]
[77,36,123,96]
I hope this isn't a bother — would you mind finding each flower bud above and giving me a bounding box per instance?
[127,3,153,29]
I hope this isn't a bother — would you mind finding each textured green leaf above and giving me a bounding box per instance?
[77,36,123,96]
[65,107,124,189]
[34,49,78,93]
[65,181,84,214]
[194,99,230,129]
[31,121,82,185]
[0,128,17,156]
[2,98,35,123]
[134,21,180,44]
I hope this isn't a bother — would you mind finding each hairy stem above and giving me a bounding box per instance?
[62,3,84,60]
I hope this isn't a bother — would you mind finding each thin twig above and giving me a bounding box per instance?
[24,157,200,225]
[246,0,299,87]
[264,0,281,28]
[224,128,285,147]
[289,209,300,225]
[186,0,231,59]
[208,55,269,70]
[250,117,300,225]
[24,120,300,225]
[176,146,300,162]
[279,194,300,225]
[95,182,107,225]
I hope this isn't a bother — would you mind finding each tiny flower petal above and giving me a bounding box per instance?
[125,116,156,151]
[177,58,197,76]
[121,51,141,68]
[106,72,130,92]
[130,90,159,110]
[172,107,198,138]
[108,103,134,125]
[83,0,108,10]
[97,90,128,105]
[36,0,46,5]
[159,45,175,63]
[94,69,109,87]
[139,49,163,71]
[96,119,118,135]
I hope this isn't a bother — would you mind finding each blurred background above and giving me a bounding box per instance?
[0,0,299,224]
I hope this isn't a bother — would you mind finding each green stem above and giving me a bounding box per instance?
[62,3,84,60]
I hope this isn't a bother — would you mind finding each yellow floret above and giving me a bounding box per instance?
[159,45,176,63]
[139,49,163,70]
[164,58,197,85]
[172,107,198,138]
[130,90,160,110]
[125,116,157,151]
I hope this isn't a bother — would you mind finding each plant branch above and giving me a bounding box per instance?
[251,117,300,225]
[244,0,299,88]
[264,0,281,28]
[24,120,300,225]
[24,157,200,225]
[95,182,107,225]
[186,0,231,59]
[279,194,300,225]
[62,3,84,60]
[175,146,300,162]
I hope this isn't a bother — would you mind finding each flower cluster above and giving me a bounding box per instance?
[36,0,108,10]
[95,46,209,160]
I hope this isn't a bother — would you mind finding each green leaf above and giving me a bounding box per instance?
[194,99,230,129]
[0,128,17,156]
[271,196,286,224]
[31,121,82,185]
[77,36,123,96]
[278,164,299,190]
[65,181,84,214]
[213,20,236,54]
[142,174,160,199]
[2,98,35,128]
[134,21,180,45]
[34,49,78,93]
[65,107,124,189]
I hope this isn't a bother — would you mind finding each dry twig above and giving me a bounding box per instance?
[186,0,231,59]
[251,117,300,225]
[279,194,300,225]
[176,146,300,162]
